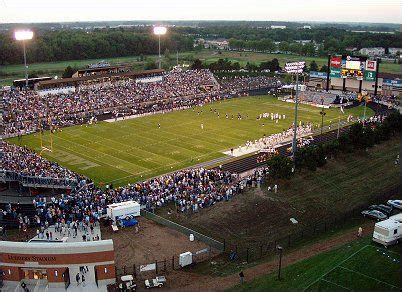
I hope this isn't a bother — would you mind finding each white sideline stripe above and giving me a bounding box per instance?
[320,278,352,291]
[337,266,400,289]
[303,244,369,291]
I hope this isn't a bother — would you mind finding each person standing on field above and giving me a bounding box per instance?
[239,271,245,285]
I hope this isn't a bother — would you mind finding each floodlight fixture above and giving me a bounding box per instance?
[14,30,34,41]
[153,26,167,69]
[14,30,34,88]
[153,26,167,35]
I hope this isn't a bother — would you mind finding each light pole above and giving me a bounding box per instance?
[320,111,326,134]
[14,30,34,88]
[153,26,167,69]
[285,62,305,165]
[277,245,283,280]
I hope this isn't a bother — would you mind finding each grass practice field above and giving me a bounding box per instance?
[229,238,401,291]
[8,96,372,186]
[1,49,401,85]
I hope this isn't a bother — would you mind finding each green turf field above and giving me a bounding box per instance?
[229,238,401,291]
[7,96,373,186]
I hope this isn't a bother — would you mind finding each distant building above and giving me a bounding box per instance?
[195,38,229,50]
[345,47,358,52]
[271,25,286,29]
[359,47,385,57]
[303,25,311,29]
[295,40,312,45]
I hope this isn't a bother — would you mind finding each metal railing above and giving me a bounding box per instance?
[0,169,78,188]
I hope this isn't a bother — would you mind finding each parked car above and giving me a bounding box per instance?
[144,276,166,289]
[387,200,402,210]
[361,210,387,221]
[120,275,136,291]
[368,204,393,216]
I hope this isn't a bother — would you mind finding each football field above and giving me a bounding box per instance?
[8,96,373,185]
[229,238,401,291]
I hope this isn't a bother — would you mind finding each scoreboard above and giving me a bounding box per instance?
[330,55,377,81]
[341,56,366,80]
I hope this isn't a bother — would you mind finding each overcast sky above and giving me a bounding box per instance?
[0,0,401,24]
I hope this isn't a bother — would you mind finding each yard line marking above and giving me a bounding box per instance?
[366,244,401,256]
[40,136,136,176]
[51,135,151,172]
[320,278,352,291]
[337,266,400,289]
[303,244,369,291]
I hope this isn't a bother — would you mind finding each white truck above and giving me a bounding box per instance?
[372,218,402,247]
[107,201,140,222]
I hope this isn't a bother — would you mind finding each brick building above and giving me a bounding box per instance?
[0,240,115,289]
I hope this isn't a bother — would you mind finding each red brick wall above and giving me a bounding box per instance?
[95,264,116,280]
[1,250,114,265]
[1,266,24,281]
[46,268,67,283]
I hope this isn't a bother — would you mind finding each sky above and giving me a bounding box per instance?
[0,0,401,24]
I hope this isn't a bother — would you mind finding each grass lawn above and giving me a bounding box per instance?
[228,238,401,291]
[7,96,372,186]
[1,49,400,85]
[155,136,400,246]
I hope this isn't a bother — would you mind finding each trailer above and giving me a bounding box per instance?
[107,201,140,222]
[372,218,402,247]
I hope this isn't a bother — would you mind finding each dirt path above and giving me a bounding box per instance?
[152,222,374,291]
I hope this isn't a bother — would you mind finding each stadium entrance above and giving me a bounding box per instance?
[1,240,115,290]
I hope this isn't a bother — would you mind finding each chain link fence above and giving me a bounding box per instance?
[222,185,400,263]
[141,209,224,251]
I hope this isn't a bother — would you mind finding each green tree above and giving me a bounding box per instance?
[309,61,319,72]
[320,65,328,73]
[267,155,294,179]
[144,59,157,70]
[62,66,76,78]
[191,59,203,70]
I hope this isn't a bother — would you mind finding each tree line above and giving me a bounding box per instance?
[191,58,281,72]
[0,29,193,65]
[267,111,402,179]
[180,26,402,52]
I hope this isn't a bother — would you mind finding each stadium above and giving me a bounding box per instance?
[1,6,402,292]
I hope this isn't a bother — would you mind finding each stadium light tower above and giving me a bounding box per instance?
[153,26,167,69]
[14,30,34,88]
[284,61,305,166]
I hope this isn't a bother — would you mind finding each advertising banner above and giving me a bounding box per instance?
[330,68,341,78]
[364,70,376,82]
[309,71,327,79]
[365,60,377,71]
[330,56,342,68]
[383,79,402,87]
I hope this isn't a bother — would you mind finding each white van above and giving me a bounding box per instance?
[107,201,140,222]
[372,219,402,247]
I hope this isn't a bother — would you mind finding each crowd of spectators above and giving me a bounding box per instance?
[19,167,240,229]
[2,69,221,136]
[1,141,78,180]
[373,94,400,108]
[3,70,285,137]
[1,165,272,237]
